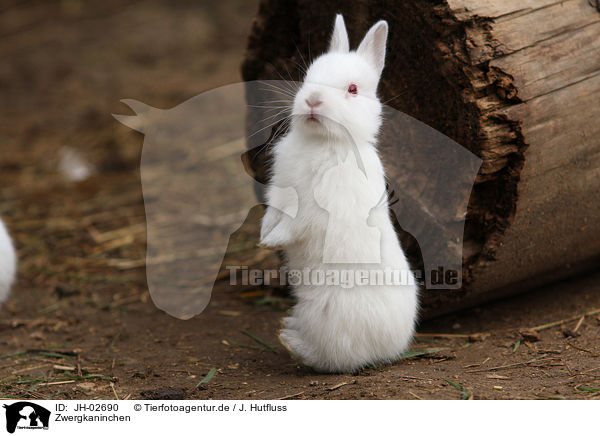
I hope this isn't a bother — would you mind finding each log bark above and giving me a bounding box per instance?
[241,0,600,317]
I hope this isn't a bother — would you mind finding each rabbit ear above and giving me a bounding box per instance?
[328,14,349,53]
[357,20,388,77]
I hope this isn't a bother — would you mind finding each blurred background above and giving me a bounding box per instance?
[0,0,264,300]
[1,0,258,185]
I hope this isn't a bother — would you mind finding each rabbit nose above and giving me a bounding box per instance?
[305,94,322,108]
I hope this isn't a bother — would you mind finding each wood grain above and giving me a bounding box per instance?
[242,0,600,316]
[455,0,600,298]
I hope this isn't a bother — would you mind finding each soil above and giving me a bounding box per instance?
[1,0,599,401]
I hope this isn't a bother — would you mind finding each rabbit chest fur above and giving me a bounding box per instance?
[260,14,419,373]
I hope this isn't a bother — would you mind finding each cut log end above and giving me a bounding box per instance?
[242,0,600,317]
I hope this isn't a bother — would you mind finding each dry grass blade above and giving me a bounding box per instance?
[327,380,356,391]
[88,223,145,244]
[466,356,556,373]
[400,348,449,359]
[46,380,75,386]
[53,365,75,371]
[415,333,471,339]
[110,382,119,400]
[534,393,565,400]
[573,315,585,333]
[276,391,304,400]
[408,391,424,400]
[566,341,600,356]
[530,308,600,332]
[91,234,135,254]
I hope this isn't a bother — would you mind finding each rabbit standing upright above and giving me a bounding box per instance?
[0,218,16,306]
[260,15,419,372]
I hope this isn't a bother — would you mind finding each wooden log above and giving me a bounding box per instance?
[241,0,600,317]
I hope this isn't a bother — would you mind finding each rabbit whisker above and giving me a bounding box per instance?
[248,114,292,140]
[256,108,292,124]
[257,83,297,99]
[251,117,292,160]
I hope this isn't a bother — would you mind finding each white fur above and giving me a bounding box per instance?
[0,218,16,306]
[260,15,418,373]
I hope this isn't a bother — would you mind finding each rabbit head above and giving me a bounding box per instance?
[291,14,388,145]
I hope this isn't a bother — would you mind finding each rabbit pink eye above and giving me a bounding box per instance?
[348,83,358,95]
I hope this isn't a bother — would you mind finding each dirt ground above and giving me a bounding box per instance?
[1,0,600,400]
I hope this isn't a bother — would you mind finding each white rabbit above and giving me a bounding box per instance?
[0,217,16,307]
[260,14,419,372]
